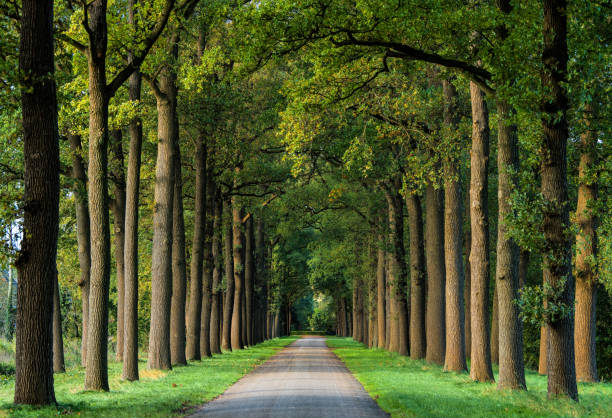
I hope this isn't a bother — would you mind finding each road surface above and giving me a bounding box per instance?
[188,336,388,417]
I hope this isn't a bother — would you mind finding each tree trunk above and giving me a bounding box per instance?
[14,0,59,402]
[385,188,408,355]
[469,81,494,382]
[110,129,126,362]
[254,216,266,343]
[490,285,499,364]
[245,217,254,346]
[495,97,526,389]
[170,135,187,366]
[148,59,177,371]
[84,1,112,390]
[200,169,214,358]
[406,194,426,360]
[464,187,472,359]
[384,252,391,350]
[574,107,598,382]
[539,326,548,374]
[53,272,65,373]
[122,19,143,378]
[442,79,467,372]
[425,184,446,365]
[231,198,244,350]
[68,134,91,368]
[353,279,360,341]
[376,237,386,348]
[541,0,577,400]
[221,198,234,351]
[209,186,223,354]
[186,137,206,360]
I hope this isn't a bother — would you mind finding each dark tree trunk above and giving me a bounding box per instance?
[110,129,126,362]
[469,81,494,382]
[376,236,386,348]
[14,0,59,402]
[541,0,577,400]
[209,187,223,354]
[53,273,65,373]
[122,12,143,377]
[425,184,445,365]
[245,217,254,346]
[442,79,467,372]
[170,135,187,366]
[231,198,244,350]
[68,134,91,368]
[385,187,408,355]
[221,198,234,351]
[148,53,178,370]
[200,169,214,358]
[574,105,598,383]
[84,0,112,391]
[406,194,426,360]
[186,136,206,360]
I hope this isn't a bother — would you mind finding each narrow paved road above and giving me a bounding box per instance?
[189,337,388,418]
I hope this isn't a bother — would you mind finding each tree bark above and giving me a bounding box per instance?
[186,137,206,360]
[490,285,499,364]
[464,187,472,359]
[469,81,494,382]
[110,129,126,362]
[231,197,244,350]
[122,18,143,378]
[170,134,187,366]
[221,197,234,351]
[541,0,577,400]
[574,106,598,383]
[68,134,91,368]
[425,184,445,365]
[148,57,177,371]
[200,169,214,358]
[14,0,59,402]
[53,272,65,373]
[442,79,467,372]
[406,194,426,360]
[376,236,386,348]
[245,217,255,346]
[209,186,223,354]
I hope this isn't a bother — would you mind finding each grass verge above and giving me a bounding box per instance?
[0,336,297,417]
[326,337,612,417]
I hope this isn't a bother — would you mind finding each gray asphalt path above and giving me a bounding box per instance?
[188,336,388,418]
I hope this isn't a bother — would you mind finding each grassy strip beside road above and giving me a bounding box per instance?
[326,337,612,417]
[0,336,297,417]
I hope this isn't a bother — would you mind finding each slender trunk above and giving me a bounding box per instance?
[384,251,391,350]
[53,272,65,373]
[469,81,494,382]
[464,187,472,359]
[495,96,526,389]
[425,184,445,365]
[170,134,187,366]
[14,0,59,402]
[490,285,499,364]
[407,194,426,359]
[231,198,244,350]
[353,279,360,341]
[148,54,178,370]
[386,187,408,355]
[539,326,548,374]
[221,198,234,351]
[376,238,386,348]
[254,217,266,343]
[200,169,214,357]
[209,187,223,354]
[122,17,142,377]
[541,0,577,400]
[110,129,126,362]
[186,137,205,360]
[442,79,467,372]
[68,134,91,368]
[84,1,111,389]
[245,217,254,346]
[574,104,598,382]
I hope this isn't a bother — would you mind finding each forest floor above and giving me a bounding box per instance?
[327,337,612,417]
[0,336,297,417]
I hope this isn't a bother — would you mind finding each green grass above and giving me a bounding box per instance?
[326,337,612,418]
[0,336,297,417]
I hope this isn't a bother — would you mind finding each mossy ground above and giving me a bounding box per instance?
[0,336,297,417]
[326,336,612,418]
